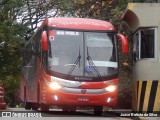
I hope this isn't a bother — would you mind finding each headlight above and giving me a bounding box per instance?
[105,85,117,92]
[49,82,62,90]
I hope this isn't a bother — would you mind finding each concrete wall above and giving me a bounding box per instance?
[122,3,160,112]
[123,3,160,80]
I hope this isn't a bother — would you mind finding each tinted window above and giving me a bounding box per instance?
[48,30,118,78]
[141,29,155,58]
[48,30,84,76]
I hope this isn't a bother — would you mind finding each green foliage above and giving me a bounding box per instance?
[0,0,27,106]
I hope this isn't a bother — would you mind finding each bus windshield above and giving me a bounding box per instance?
[48,30,118,79]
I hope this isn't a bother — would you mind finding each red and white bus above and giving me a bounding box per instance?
[20,17,128,115]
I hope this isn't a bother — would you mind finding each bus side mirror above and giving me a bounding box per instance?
[42,31,48,51]
[117,33,128,54]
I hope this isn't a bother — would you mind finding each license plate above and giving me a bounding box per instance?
[78,97,89,102]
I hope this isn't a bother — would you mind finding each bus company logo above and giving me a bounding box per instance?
[81,89,86,94]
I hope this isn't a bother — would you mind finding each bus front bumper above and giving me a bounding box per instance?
[45,88,117,107]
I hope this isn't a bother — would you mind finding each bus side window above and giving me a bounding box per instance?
[35,31,41,57]
[41,50,47,70]
[41,38,47,70]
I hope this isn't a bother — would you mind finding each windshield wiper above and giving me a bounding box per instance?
[86,47,101,77]
[67,47,81,75]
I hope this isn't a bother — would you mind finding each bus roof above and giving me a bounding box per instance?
[41,17,115,31]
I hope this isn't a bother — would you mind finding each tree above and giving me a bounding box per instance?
[0,0,27,105]
[0,0,62,106]
[18,0,59,40]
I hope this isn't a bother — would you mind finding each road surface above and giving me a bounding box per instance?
[0,108,136,120]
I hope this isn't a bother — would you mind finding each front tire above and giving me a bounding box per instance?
[24,86,31,110]
[93,106,103,116]
[62,106,76,112]
[62,106,69,112]
[24,100,31,110]
[41,103,49,112]
[32,103,39,110]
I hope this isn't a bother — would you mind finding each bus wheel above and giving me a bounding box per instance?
[32,103,39,110]
[62,107,69,112]
[37,84,40,104]
[24,101,31,110]
[24,87,31,110]
[93,106,103,116]
[41,104,49,112]
[69,107,76,112]
[62,106,76,112]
